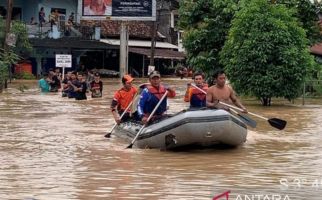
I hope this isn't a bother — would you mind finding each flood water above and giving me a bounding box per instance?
[1,78,322,200]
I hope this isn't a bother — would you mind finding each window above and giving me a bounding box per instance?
[170,10,178,29]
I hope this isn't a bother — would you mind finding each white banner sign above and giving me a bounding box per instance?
[148,65,155,75]
[6,33,17,47]
[55,54,72,68]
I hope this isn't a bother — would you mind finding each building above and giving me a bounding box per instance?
[0,0,185,77]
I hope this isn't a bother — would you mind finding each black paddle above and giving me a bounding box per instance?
[219,101,287,130]
[126,90,169,149]
[268,117,287,130]
[229,108,257,128]
[190,83,286,130]
[190,83,257,128]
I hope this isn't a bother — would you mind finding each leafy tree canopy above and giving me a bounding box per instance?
[220,0,315,104]
[179,0,239,77]
[275,0,322,45]
[0,18,32,91]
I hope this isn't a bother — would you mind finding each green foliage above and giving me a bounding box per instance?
[179,0,239,77]
[310,81,322,96]
[11,21,32,53]
[0,18,32,53]
[0,60,8,88]
[0,18,5,46]
[0,18,32,91]
[296,0,322,45]
[0,49,20,86]
[0,48,20,65]
[13,72,36,80]
[220,0,315,102]
[312,83,322,95]
[304,63,322,96]
[275,0,322,45]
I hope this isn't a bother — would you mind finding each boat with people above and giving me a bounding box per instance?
[112,108,248,150]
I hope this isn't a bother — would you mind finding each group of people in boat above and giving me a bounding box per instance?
[110,69,248,127]
[38,69,103,100]
[39,67,247,126]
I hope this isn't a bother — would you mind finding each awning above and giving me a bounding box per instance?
[30,38,116,49]
[100,39,179,49]
[129,47,185,60]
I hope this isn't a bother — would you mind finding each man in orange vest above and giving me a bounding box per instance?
[111,75,138,124]
[184,71,208,108]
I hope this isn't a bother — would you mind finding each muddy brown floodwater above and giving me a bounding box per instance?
[1,78,322,200]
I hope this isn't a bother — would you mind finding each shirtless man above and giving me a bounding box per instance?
[206,69,247,113]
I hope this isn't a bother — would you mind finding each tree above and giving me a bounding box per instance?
[178,0,239,77]
[274,0,322,45]
[220,0,315,105]
[0,18,31,92]
[10,20,32,54]
[0,48,19,92]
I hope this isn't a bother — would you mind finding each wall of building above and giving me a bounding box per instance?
[0,0,77,24]
[0,0,23,20]
[156,0,179,45]
[0,0,23,7]
[23,0,39,23]
[38,0,77,23]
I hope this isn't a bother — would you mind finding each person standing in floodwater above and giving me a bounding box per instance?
[38,73,50,92]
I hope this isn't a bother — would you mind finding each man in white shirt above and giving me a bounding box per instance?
[84,0,111,15]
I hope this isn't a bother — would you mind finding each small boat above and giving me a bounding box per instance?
[114,109,247,150]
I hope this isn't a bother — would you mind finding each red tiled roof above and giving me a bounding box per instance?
[80,20,153,39]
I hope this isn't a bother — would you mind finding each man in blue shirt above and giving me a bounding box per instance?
[137,71,176,124]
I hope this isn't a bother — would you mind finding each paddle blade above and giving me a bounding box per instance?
[268,118,287,130]
[237,114,257,128]
[104,133,111,138]
[126,143,133,149]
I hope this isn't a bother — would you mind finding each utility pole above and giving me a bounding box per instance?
[149,0,164,75]
[119,21,129,79]
[3,0,12,49]
[3,0,13,89]
[149,20,157,67]
[3,0,12,50]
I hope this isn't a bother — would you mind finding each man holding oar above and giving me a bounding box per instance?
[206,69,248,113]
[184,71,208,108]
[190,81,257,128]
[204,69,287,130]
[111,75,138,124]
[138,71,176,125]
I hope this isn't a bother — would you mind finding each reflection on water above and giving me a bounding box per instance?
[1,78,322,200]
